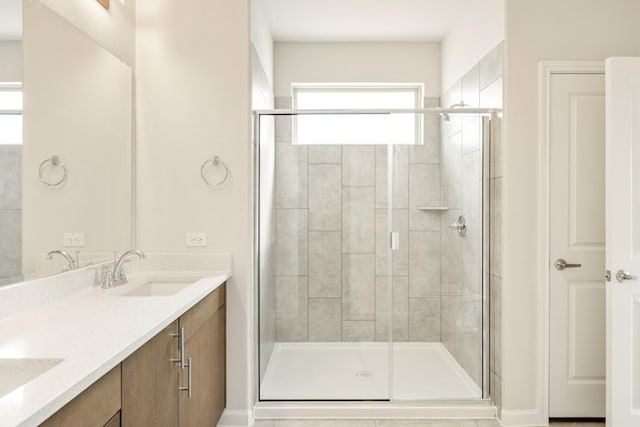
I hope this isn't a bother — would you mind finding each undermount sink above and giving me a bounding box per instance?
[0,358,63,399]
[120,279,194,297]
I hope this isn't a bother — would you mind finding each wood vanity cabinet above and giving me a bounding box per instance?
[121,320,180,426]
[179,285,226,426]
[40,365,121,427]
[121,284,226,427]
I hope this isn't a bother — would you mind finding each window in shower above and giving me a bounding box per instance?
[0,84,23,145]
[291,84,423,145]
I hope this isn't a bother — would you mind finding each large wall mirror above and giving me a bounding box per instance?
[0,0,132,287]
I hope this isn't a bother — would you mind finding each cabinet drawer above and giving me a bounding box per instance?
[180,283,225,342]
[41,365,121,427]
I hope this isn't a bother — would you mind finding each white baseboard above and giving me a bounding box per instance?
[217,409,255,427]
[500,409,546,426]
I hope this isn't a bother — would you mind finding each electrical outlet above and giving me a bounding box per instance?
[64,232,85,247]
[185,232,207,247]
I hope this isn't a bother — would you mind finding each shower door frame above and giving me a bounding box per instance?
[253,108,500,405]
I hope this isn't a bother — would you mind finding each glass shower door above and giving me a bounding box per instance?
[257,111,393,401]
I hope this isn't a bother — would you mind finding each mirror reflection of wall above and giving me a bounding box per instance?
[0,0,133,287]
[0,0,23,285]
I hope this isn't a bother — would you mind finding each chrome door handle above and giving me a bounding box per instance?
[616,270,633,283]
[179,357,192,398]
[554,259,582,270]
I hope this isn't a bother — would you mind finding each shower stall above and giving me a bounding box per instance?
[253,107,498,407]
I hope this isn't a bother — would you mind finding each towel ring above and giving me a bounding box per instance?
[38,155,67,187]
[200,155,229,187]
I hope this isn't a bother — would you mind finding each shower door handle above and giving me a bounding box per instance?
[390,232,400,251]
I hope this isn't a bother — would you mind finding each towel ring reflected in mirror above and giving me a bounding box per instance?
[200,155,229,187]
[38,155,67,187]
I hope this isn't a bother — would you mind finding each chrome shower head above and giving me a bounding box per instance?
[440,101,467,122]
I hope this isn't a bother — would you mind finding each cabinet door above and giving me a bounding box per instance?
[122,320,180,427]
[41,365,121,427]
[179,305,226,427]
[104,411,121,427]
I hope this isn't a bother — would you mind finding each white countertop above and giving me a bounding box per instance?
[0,270,230,427]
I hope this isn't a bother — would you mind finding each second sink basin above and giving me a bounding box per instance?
[121,279,194,297]
[0,358,63,399]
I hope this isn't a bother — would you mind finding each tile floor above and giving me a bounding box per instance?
[253,420,605,427]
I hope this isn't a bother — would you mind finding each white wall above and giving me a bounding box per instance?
[274,42,441,97]
[0,41,21,81]
[251,0,273,88]
[135,0,253,423]
[502,0,640,424]
[38,0,135,66]
[441,0,504,92]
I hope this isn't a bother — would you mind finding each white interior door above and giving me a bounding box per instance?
[605,57,640,427]
[549,72,606,417]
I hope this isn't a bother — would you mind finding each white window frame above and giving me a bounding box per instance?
[291,83,424,146]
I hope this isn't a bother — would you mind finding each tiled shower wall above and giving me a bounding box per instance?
[440,42,503,399]
[274,97,443,342]
[0,145,22,285]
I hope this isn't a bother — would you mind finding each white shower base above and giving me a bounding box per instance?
[260,342,481,401]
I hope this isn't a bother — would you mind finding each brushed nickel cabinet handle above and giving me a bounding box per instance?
[169,327,186,369]
[179,357,192,398]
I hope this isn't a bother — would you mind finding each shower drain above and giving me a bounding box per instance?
[356,370,373,378]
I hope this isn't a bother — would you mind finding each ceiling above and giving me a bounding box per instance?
[257,0,470,42]
[0,0,22,41]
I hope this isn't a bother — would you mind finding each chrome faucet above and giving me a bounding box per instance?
[102,249,145,289]
[45,250,77,270]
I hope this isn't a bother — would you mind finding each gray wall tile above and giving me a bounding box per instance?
[276,209,308,275]
[276,143,308,208]
[409,164,441,230]
[408,231,440,297]
[462,151,481,236]
[490,178,502,276]
[479,42,504,90]
[342,187,375,253]
[274,97,292,142]
[375,276,409,342]
[275,276,308,342]
[342,321,375,342]
[375,146,409,209]
[309,146,342,164]
[444,81,463,136]
[446,132,463,210]
[342,254,375,320]
[343,146,376,186]
[309,231,341,297]
[0,209,21,278]
[0,146,22,210]
[309,164,341,230]
[309,298,341,341]
[408,297,440,342]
